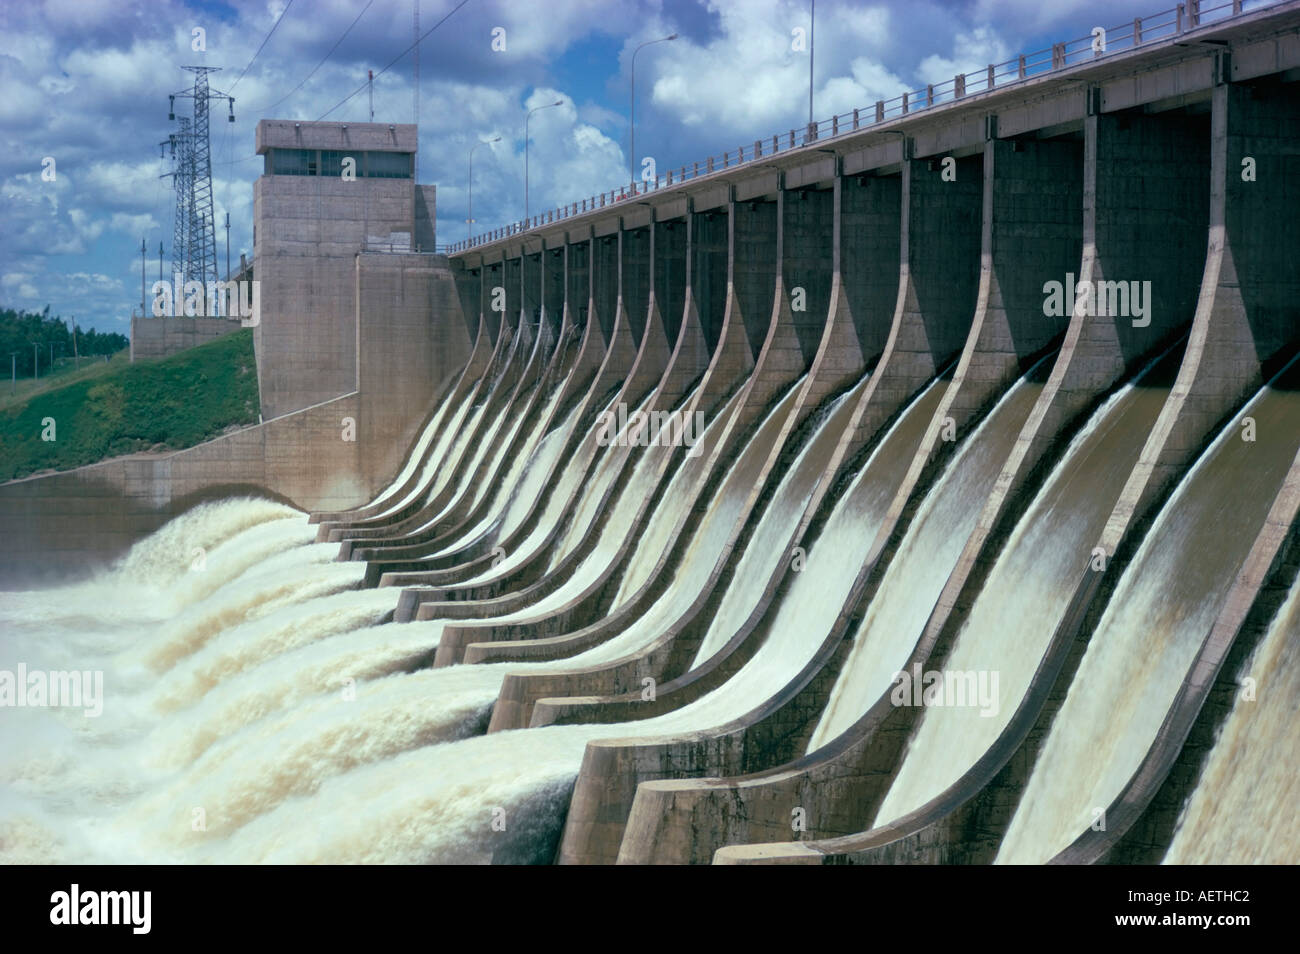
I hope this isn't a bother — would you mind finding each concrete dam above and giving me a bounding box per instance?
[1,2,1298,865]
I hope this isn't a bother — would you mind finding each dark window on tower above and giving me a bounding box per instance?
[269,148,317,176]
[266,148,412,178]
[366,151,412,179]
[320,151,350,177]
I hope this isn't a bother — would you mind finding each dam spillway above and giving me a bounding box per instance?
[2,2,1300,867]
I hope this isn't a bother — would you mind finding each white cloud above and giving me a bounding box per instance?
[0,0,1171,328]
[919,26,1010,80]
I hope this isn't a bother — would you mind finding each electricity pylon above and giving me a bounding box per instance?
[165,66,235,290]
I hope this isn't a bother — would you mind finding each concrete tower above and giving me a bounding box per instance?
[253,119,437,419]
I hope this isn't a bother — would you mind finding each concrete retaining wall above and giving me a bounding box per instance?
[129,316,244,362]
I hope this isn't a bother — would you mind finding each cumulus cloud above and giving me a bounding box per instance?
[0,0,1174,330]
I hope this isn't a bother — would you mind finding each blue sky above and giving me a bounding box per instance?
[0,0,1231,333]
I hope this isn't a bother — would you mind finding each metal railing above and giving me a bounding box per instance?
[449,0,1272,254]
[361,240,457,254]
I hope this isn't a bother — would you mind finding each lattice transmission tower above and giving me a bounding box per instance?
[160,118,195,288]
[164,66,235,290]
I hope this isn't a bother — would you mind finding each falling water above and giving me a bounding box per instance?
[574,379,806,665]
[1162,572,1300,864]
[0,378,820,863]
[425,380,568,558]
[807,366,1048,751]
[453,389,701,627]
[996,356,1300,864]
[656,374,946,728]
[547,392,657,571]
[365,387,457,518]
[9,319,1289,866]
[873,348,1181,824]
[374,385,474,521]
[690,376,867,666]
[612,386,748,606]
[101,374,867,864]
[189,373,953,863]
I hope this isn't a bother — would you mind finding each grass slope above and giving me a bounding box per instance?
[0,330,260,482]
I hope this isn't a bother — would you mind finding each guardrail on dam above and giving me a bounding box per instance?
[3,0,1297,867]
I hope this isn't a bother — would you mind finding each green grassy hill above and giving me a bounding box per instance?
[0,330,260,482]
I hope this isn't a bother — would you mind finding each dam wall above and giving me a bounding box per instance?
[4,0,1298,869]
[426,1,1300,865]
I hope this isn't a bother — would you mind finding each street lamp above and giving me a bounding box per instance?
[467,136,502,241]
[630,33,678,188]
[525,99,563,222]
[809,0,815,127]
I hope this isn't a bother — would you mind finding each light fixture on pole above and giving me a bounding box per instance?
[467,135,502,241]
[809,0,815,128]
[630,33,678,188]
[525,99,563,222]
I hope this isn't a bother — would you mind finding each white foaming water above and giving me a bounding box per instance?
[0,379,623,861]
[996,360,1300,864]
[0,366,968,864]
[143,620,442,767]
[182,374,916,864]
[1163,573,1300,864]
[547,391,657,571]
[808,370,1046,752]
[413,399,491,528]
[690,377,866,666]
[613,385,747,607]
[0,502,309,670]
[366,389,455,518]
[0,382,800,863]
[201,725,598,864]
[0,496,411,862]
[376,386,474,520]
[873,365,1173,825]
[574,379,806,666]
[113,498,304,591]
[458,393,614,584]
[144,585,396,715]
[469,388,703,626]
[425,384,572,560]
[132,542,359,673]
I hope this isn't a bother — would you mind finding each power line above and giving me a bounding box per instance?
[229,0,296,92]
[316,0,473,121]
[257,0,375,115]
[217,0,295,212]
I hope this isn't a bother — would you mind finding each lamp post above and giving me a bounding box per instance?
[467,136,502,241]
[809,0,815,128]
[630,33,678,189]
[525,100,563,222]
